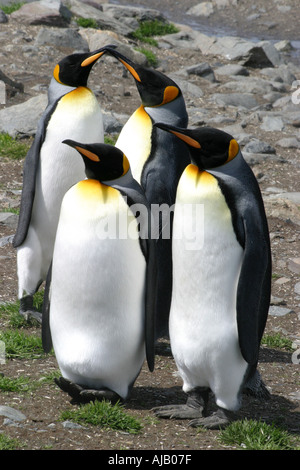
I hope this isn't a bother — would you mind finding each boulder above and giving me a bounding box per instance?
[11,0,71,27]
[66,0,134,36]
[35,27,89,50]
[0,94,48,138]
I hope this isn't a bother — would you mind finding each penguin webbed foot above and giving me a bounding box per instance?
[153,404,204,420]
[55,376,122,404]
[153,387,209,420]
[19,295,42,324]
[188,407,235,430]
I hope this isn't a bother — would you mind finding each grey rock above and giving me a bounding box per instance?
[260,64,297,85]
[269,306,293,316]
[275,40,293,52]
[62,420,84,429]
[102,3,166,23]
[0,212,18,229]
[0,94,48,138]
[0,405,27,422]
[294,282,300,295]
[214,64,249,77]
[0,235,14,247]
[196,34,283,67]
[170,75,203,99]
[243,139,276,154]
[187,2,214,17]
[11,0,71,27]
[242,152,280,166]
[222,77,284,95]
[66,0,134,36]
[186,62,216,82]
[0,10,8,23]
[35,27,89,50]
[288,258,300,275]
[289,390,300,400]
[102,110,129,134]
[260,115,285,132]
[268,192,300,205]
[211,93,258,109]
[277,137,300,149]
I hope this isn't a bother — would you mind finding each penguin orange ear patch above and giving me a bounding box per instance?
[53,64,62,84]
[122,155,130,175]
[227,139,239,162]
[75,146,100,162]
[161,86,179,105]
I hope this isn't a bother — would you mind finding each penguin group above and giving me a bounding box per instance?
[13,43,271,428]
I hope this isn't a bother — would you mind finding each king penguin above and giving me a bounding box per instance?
[13,47,111,322]
[153,124,271,429]
[103,46,190,338]
[42,140,157,403]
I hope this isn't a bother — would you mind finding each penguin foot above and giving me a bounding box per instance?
[19,295,42,324]
[55,377,121,404]
[188,408,235,430]
[153,387,209,420]
[153,404,204,420]
[243,370,271,400]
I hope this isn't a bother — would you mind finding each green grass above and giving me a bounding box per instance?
[60,400,142,434]
[131,20,179,46]
[0,374,32,392]
[0,330,45,359]
[104,134,118,146]
[135,48,158,68]
[0,370,59,393]
[75,17,98,29]
[219,419,298,450]
[262,332,293,351]
[1,207,19,215]
[0,290,44,328]
[0,132,30,160]
[0,2,24,14]
[0,433,21,450]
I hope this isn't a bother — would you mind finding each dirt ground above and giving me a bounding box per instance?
[0,0,299,452]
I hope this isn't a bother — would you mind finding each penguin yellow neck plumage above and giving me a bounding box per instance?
[75,179,119,202]
[115,105,152,182]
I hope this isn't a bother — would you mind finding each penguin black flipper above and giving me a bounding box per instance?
[42,261,53,353]
[215,163,271,366]
[111,181,157,372]
[13,101,59,248]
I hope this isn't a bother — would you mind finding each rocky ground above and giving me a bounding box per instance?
[0,0,299,452]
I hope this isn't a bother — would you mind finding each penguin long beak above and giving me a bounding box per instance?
[62,139,100,162]
[81,44,117,67]
[102,46,142,82]
[154,123,201,149]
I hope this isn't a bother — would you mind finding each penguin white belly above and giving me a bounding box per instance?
[115,105,152,183]
[50,180,146,399]
[170,165,248,411]
[17,87,104,293]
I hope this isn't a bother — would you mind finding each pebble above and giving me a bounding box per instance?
[0,405,27,422]
[288,258,300,275]
[294,282,300,295]
[268,306,293,316]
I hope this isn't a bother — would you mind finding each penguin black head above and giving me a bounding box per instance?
[53,45,115,88]
[103,46,182,108]
[154,123,240,169]
[63,140,130,181]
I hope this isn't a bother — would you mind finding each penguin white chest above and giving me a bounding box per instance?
[34,87,103,216]
[49,180,146,398]
[170,165,247,406]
